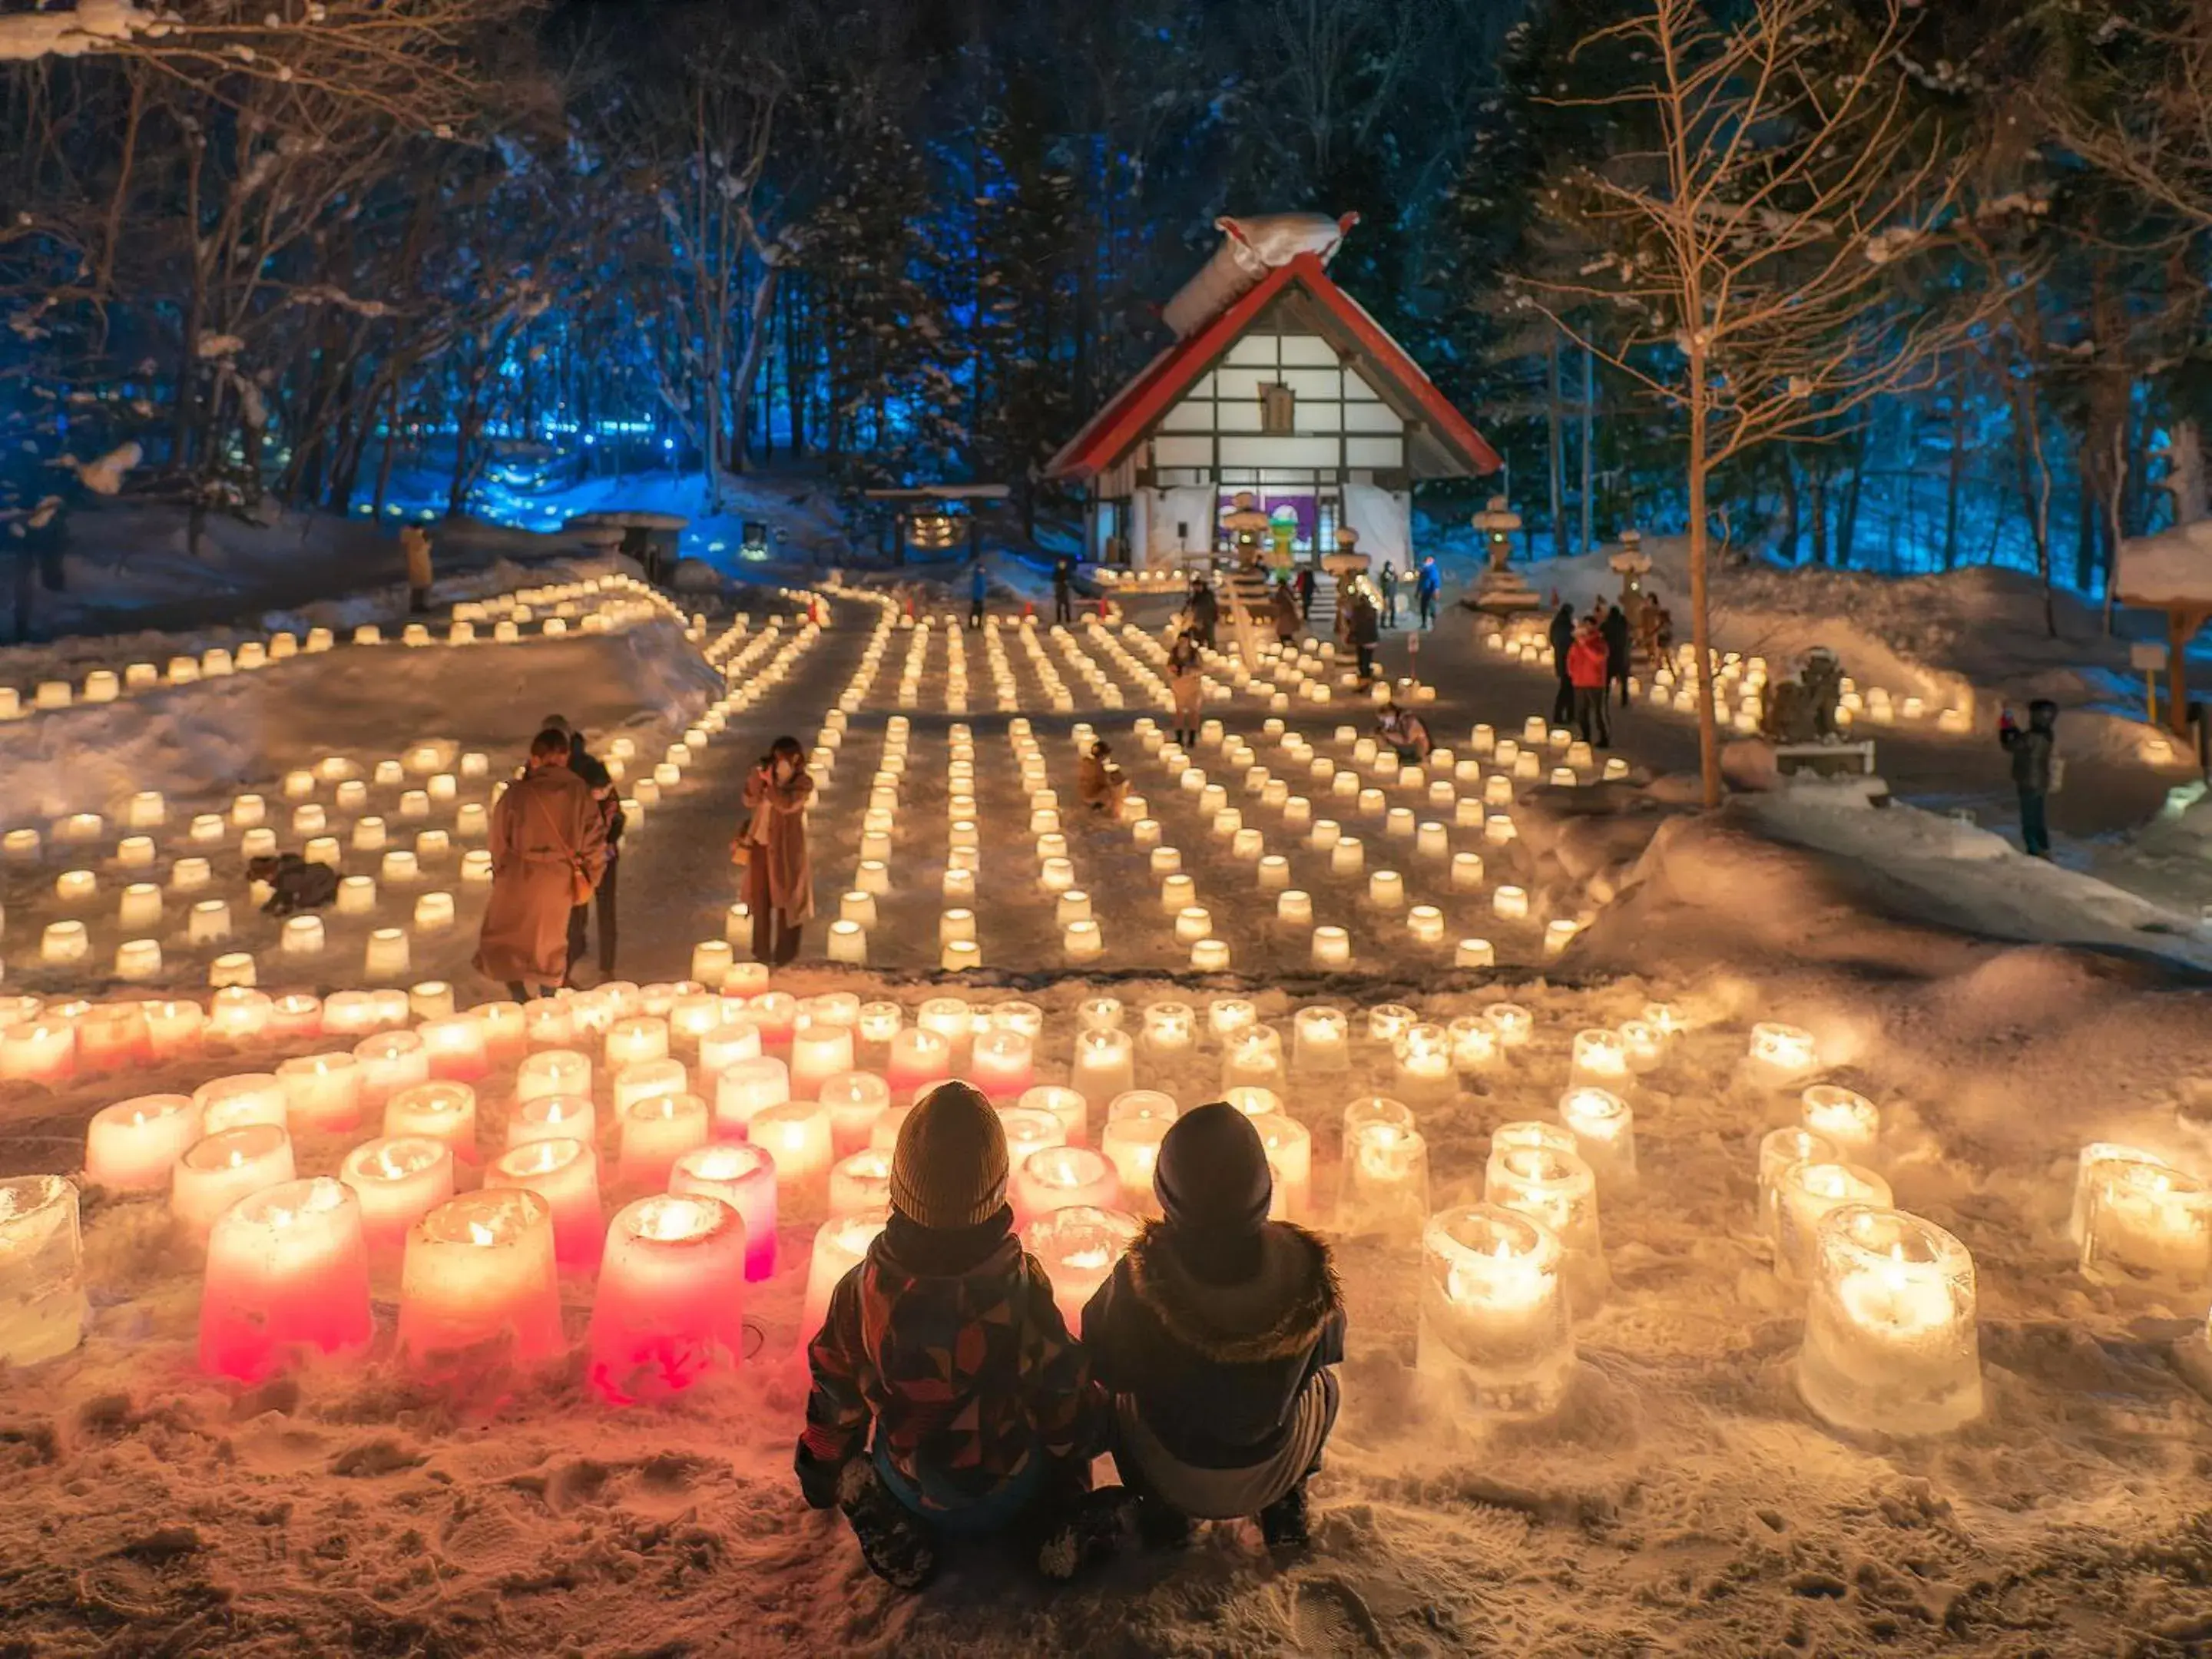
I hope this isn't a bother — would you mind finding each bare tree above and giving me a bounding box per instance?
[1522,0,1988,806]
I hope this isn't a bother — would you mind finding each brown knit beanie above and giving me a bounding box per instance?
[889,1081,1009,1229]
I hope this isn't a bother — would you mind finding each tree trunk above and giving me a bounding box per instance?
[1837,445,1863,568]
[1942,376,1966,571]
[171,132,207,475]
[1580,343,1594,554]
[373,372,403,524]
[1547,331,1565,560]
[1810,467,1829,565]
[1688,430,1720,808]
[1777,454,1800,565]
[727,261,782,477]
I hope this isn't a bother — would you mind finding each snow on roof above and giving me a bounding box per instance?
[567,512,689,531]
[1159,213,1356,339]
[2114,522,2212,609]
[1046,251,1499,483]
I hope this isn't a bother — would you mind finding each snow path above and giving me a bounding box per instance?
[3,591,2212,1654]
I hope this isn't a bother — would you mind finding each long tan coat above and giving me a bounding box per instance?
[475,765,606,984]
[1169,641,1204,726]
[400,526,434,589]
[743,766,815,925]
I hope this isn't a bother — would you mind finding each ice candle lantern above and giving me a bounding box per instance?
[1012,1144,1120,1222]
[1485,1143,1609,1312]
[396,1190,565,1376]
[0,1175,87,1365]
[749,1100,836,1201]
[2077,1156,2212,1295]
[1756,1128,1840,1248]
[1747,1022,1819,1088]
[486,1138,604,1267]
[800,1208,888,1338]
[339,1135,457,1255]
[1800,1085,1881,1166]
[84,1094,203,1190]
[1071,1028,1136,1111]
[1795,1205,1982,1435]
[1557,1088,1637,1187]
[670,1143,779,1280]
[198,1177,373,1380]
[1774,1161,1892,1284]
[171,1124,298,1241]
[1022,1206,1141,1329]
[1418,1204,1575,1417]
[587,1194,750,1403]
[1338,1097,1429,1241]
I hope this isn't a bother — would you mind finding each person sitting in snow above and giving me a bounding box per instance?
[1078,739,1129,818]
[1998,699,2059,859]
[1081,1103,1346,1552]
[1376,700,1432,764]
[797,1082,1101,1591]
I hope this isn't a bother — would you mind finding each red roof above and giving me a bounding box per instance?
[1045,251,1500,482]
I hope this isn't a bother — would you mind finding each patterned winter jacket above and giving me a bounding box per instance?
[800,1230,1098,1515]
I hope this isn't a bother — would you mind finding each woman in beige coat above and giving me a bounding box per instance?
[475,728,608,998]
[742,735,814,966]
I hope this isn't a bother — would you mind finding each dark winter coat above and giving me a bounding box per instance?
[1270,586,1301,638]
[1346,594,1379,647]
[1082,1220,1343,1471]
[568,739,624,857]
[1601,607,1631,678]
[800,1227,1098,1516]
[1190,587,1220,628]
[1548,604,1577,667]
[2001,709,2057,793]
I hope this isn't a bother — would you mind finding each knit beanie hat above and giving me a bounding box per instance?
[1154,1102,1273,1248]
[889,1081,1009,1230]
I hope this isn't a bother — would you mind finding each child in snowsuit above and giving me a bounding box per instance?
[797,1082,1099,1589]
[1081,1103,1346,1551]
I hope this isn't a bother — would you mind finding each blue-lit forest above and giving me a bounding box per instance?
[5,0,2211,603]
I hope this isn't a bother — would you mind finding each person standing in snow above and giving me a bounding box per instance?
[1548,601,1578,727]
[1053,556,1075,625]
[1080,1103,1346,1553]
[1999,700,2058,858]
[1270,578,1301,646]
[1295,565,1316,621]
[400,525,434,615]
[1415,556,1442,630]
[1377,561,1399,628]
[543,714,623,984]
[797,1083,1101,1591]
[1568,615,1611,749]
[1168,628,1206,748]
[1344,584,1380,680]
[740,737,814,965]
[1601,602,1633,708]
[475,728,607,1002]
[968,561,988,630]
[1187,577,1220,649]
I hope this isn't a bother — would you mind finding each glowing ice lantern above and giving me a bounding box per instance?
[0,1174,88,1365]
[1492,886,1528,922]
[1100,1115,1172,1216]
[1796,1205,1982,1435]
[606,1016,669,1068]
[1557,1088,1636,1187]
[1071,1028,1136,1109]
[1800,1084,1880,1164]
[1023,1205,1141,1329]
[194,1071,288,1134]
[276,1053,363,1131]
[171,1123,298,1241]
[588,1194,750,1403]
[1309,925,1350,968]
[800,1208,888,1337]
[1418,1204,1575,1417]
[1339,1097,1428,1240]
[382,1081,479,1167]
[1407,905,1445,944]
[1756,1127,1840,1248]
[2078,1157,2212,1295]
[1140,1002,1194,1058]
[1249,1113,1312,1218]
[1774,1161,1892,1285]
[1293,1006,1349,1072]
[197,1177,373,1381]
[40,921,90,964]
[364,927,410,978]
[712,1055,790,1135]
[1485,1142,1608,1312]
[396,1189,565,1376]
[1747,1022,1819,1089]
[486,1137,603,1267]
[1395,1024,1455,1098]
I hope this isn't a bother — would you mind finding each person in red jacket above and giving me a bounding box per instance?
[1566,614,1611,749]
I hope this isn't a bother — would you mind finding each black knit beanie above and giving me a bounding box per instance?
[1154,1102,1273,1280]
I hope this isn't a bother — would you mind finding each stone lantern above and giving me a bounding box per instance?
[1220,492,1272,572]
[1608,528,1652,628]
[1469,497,1540,616]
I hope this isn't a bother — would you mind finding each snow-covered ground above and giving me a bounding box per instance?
[4,558,2212,1656]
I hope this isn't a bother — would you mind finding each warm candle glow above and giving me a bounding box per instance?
[1022,1205,1141,1328]
[671,1142,779,1280]
[0,1175,87,1365]
[339,1134,456,1256]
[486,1137,604,1267]
[1796,1204,1982,1435]
[198,1177,372,1380]
[396,1189,565,1377]
[172,1124,297,1241]
[1419,1204,1574,1417]
[587,1194,748,1403]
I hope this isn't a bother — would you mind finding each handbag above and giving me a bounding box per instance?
[730,814,754,867]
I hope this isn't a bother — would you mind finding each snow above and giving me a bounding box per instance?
[2114,521,2212,608]
[71,440,142,498]
[4,561,2212,1653]
[0,0,163,62]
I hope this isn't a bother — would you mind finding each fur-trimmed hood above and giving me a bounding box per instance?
[1126,1220,1341,1366]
